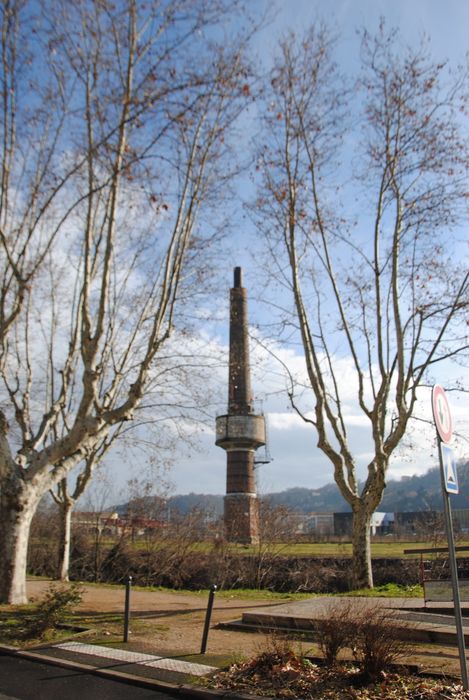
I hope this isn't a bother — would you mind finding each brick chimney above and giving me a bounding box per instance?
[215,267,265,544]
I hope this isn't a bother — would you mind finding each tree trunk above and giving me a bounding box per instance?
[57,499,74,582]
[0,488,37,604]
[351,503,373,589]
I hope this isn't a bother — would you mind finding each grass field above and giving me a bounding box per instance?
[30,536,468,559]
[213,539,469,558]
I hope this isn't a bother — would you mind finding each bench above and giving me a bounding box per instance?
[404,545,469,605]
[424,579,469,603]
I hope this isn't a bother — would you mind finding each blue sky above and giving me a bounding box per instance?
[105,0,469,502]
[262,0,469,64]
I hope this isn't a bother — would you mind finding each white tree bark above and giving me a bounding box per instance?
[57,494,74,583]
[0,504,36,604]
[0,422,41,602]
[51,439,113,582]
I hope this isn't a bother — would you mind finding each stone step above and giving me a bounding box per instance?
[222,597,469,647]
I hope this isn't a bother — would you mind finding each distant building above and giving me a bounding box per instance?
[307,512,335,536]
[452,509,469,533]
[72,511,167,537]
[394,511,440,536]
[370,512,394,535]
[333,511,394,537]
[334,510,440,537]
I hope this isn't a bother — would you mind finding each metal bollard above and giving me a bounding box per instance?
[123,575,132,642]
[200,584,217,654]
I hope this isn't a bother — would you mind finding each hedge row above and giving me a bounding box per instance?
[28,537,421,592]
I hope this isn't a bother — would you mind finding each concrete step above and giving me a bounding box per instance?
[221,597,469,647]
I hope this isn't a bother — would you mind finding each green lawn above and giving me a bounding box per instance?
[30,536,468,559]
[222,540,469,558]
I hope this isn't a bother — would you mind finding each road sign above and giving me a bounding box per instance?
[441,443,459,494]
[432,385,467,689]
[432,384,453,443]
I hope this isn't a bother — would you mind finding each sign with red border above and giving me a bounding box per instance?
[432,384,453,444]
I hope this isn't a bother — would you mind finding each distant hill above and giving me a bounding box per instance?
[380,461,469,512]
[267,461,469,513]
[115,461,469,516]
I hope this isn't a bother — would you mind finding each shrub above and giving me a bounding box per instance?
[228,634,313,694]
[351,602,411,681]
[314,599,356,665]
[22,583,83,639]
[315,599,411,680]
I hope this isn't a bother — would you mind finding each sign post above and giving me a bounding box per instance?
[431,385,468,689]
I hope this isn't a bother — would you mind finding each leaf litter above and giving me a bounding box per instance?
[209,648,469,699]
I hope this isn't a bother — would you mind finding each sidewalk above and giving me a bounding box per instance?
[0,641,224,699]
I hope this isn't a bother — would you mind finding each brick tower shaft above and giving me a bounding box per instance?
[228,266,252,415]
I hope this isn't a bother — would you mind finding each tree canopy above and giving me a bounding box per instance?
[0,0,255,603]
[254,23,469,587]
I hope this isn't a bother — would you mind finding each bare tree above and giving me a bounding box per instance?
[74,471,117,584]
[0,0,255,603]
[51,340,217,583]
[50,437,114,582]
[254,24,469,588]
[251,500,296,589]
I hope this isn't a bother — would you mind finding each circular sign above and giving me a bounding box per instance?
[432,384,453,443]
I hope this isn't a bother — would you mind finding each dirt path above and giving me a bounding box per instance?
[27,579,286,660]
[26,579,466,677]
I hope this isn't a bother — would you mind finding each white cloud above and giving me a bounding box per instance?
[344,414,370,428]
[267,412,310,431]
[105,318,469,499]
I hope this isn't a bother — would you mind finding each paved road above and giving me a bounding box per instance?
[0,653,177,700]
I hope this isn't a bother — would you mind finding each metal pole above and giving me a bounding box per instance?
[123,575,132,643]
[439,440,468,689]
[200,584,217,654]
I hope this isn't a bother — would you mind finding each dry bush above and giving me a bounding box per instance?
[314,599,356,665]
[315,599,411,679]
[229,633,314,694]
[351,602,411,681]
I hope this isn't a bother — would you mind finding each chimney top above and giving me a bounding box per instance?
[233,266,242,288]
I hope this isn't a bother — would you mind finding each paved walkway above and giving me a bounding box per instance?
[56,641,216,676]
[0,642,219,699]
[232,595,469,645]
[22,641,218,684]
